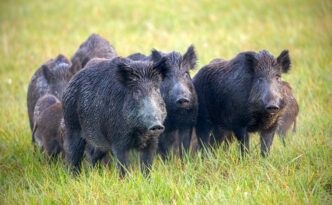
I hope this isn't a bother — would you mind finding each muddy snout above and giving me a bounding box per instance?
[148,123,165,135]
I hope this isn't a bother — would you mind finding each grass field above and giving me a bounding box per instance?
[0,0,331,204]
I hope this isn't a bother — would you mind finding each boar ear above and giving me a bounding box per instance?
[55,54,74,74]
[277,50,291,73]
[153,56,168,80]
[116,63,138,86]
[70,56,82,74]
[183,45,197,70]
[244,52,258,73]
[42,65,54,83]
[55,54,71,65]
[151,49,162,62]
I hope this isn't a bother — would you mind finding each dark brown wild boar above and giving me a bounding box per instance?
[277,81,299,146]
[194,50,292,157]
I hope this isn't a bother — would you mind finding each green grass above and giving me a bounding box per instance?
[0,0,331,204]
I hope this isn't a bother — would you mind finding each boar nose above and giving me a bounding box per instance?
[265,103,280,114]
[148,124,165,135]
[176,97,190,106]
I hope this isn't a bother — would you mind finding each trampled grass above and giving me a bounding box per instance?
[0,0,331,204]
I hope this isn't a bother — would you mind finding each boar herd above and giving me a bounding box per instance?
[27,34,299,176]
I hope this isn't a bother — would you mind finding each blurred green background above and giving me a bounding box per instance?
[0,0,331,204]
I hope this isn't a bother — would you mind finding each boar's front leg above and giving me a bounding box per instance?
[140,140,158,176]
[158,130,176,160]
[112,145,128,178]
[277,129,287,147]
[234,128,249,157]
[195,118,212,150]
[260,127,277,157]
[178,127,192,160]
[211,125,227,149]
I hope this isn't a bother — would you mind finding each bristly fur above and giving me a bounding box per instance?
[277,81,299,146]
[70,33,117,73]
[62,56,167,176]
[194,49,292,157]
[116,57,167,87]
[27,54,73,136]
[128,45,198,159]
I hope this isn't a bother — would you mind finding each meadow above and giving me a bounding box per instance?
[0,0,331,204]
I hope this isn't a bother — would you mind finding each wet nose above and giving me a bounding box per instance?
[176,97,190,106]
[265,103,280,114]
[148,124,165,134]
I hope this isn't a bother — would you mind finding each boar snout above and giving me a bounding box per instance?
[148,123,165,135]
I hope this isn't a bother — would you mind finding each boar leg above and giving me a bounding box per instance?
[65,129,86,173]
[211,126,227,149]
[234,128,249,157]
[178,127,193,160]
[112,146,128,178]
[224,133,234,151]
[195,118,212,150]
[278,129,287,147]
[260,129,276,157]
[86,144,106,167]
[158,130,176,160]
[140,141,158,176]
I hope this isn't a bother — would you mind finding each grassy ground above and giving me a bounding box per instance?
[0,0,331,204]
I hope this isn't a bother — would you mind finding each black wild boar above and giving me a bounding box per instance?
[70,33,117,73]
[62,57,167,176]
[32,95,64,158]
[27,54,73,135]
[209,82,299,149]
[277,81,299,146]
[194,50,291,157]
[128,46,198,160]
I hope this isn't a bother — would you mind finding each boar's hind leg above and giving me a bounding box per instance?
[260,129,276,157]
[178,127,193,160]
[140,141,158,176]
[65,129,86,173]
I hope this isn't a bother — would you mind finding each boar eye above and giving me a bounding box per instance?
[133,89,141,96]
[276,75,281,82]
[185,72,190,78]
